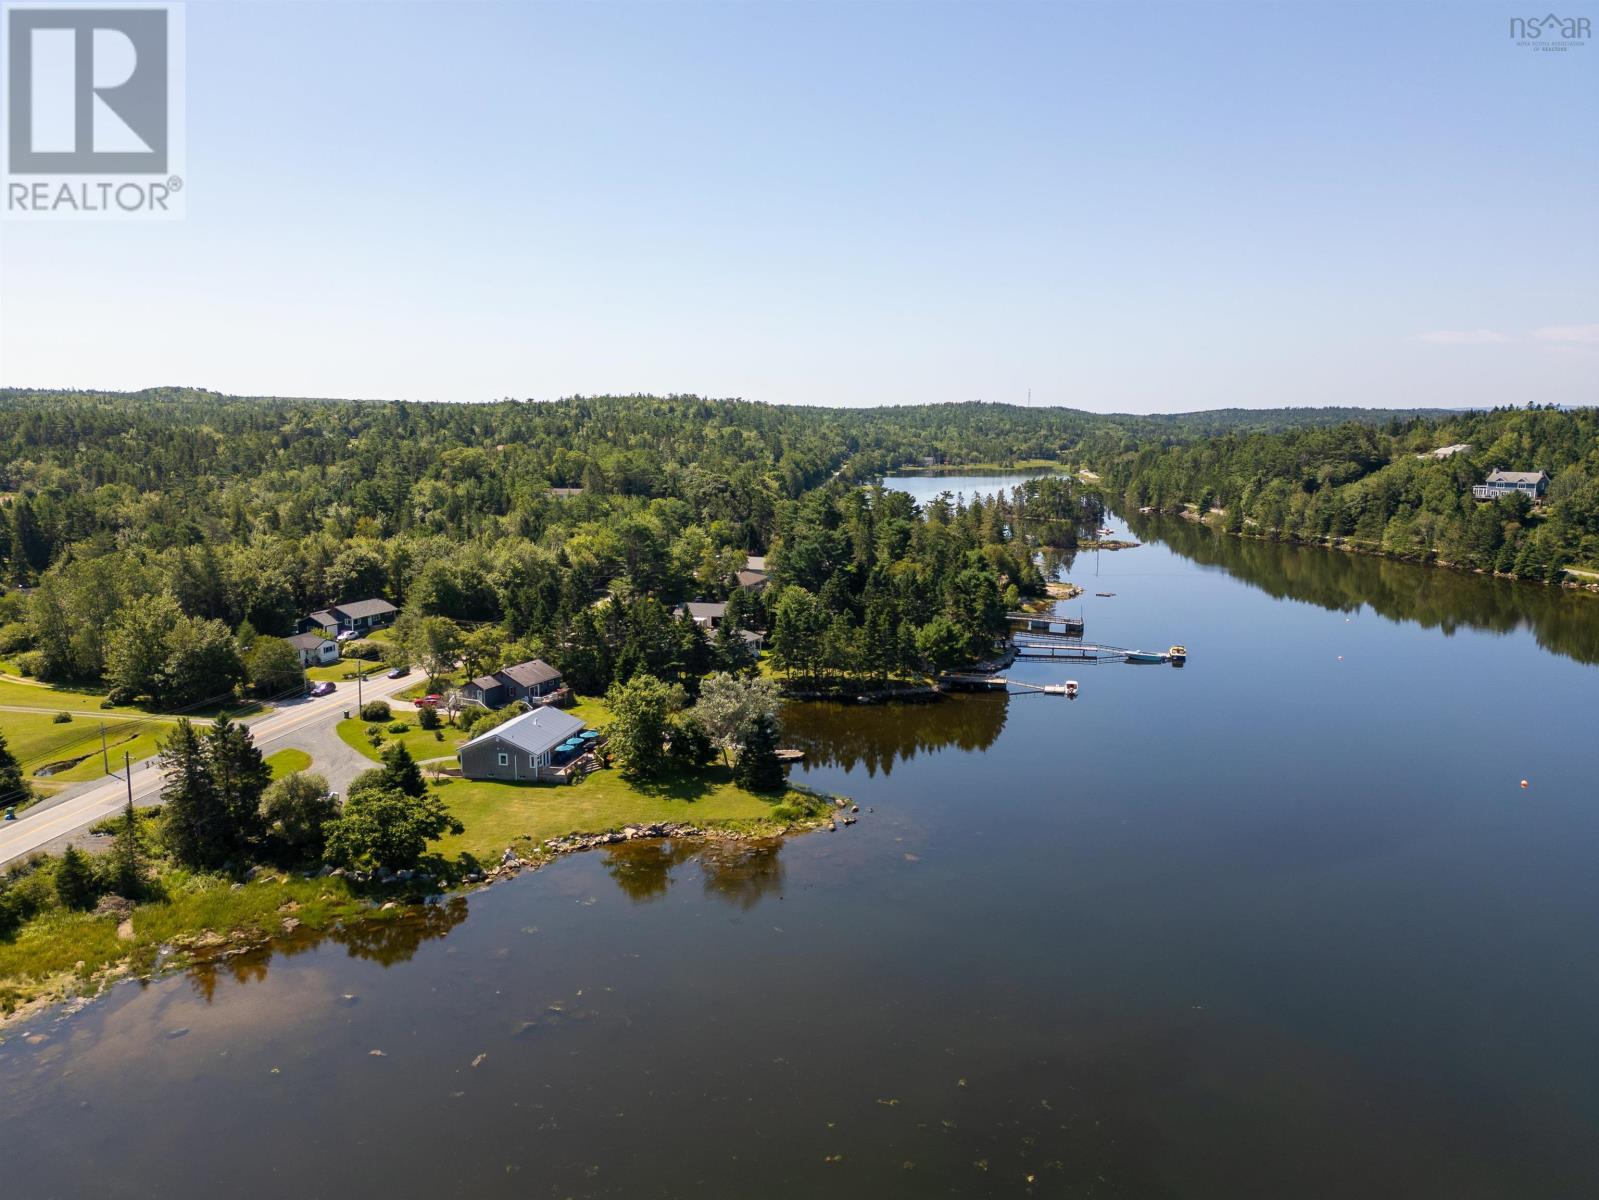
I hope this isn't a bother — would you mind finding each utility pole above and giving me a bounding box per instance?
[357,663,364,711]
[125,752,133,808]
[101,723,109,776]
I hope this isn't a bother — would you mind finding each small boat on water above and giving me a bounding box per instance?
[1124,649,1169,664]
[1095,591,1115,597]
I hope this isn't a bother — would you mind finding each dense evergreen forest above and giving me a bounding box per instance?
[0,389,1114,700]
[1105,406,1599,581]
[0,387,1512,706]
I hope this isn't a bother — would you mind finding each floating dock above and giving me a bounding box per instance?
[1006,612,1084,637]
[937,674,1076,695]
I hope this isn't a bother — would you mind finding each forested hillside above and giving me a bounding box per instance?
[0,387,1485,707]
[0,389,1116,701]
[1105,406,1599,581]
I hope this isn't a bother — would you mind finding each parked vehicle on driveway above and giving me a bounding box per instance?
[309,681,336,697]
[415,693,444,708]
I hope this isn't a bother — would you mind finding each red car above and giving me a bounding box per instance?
[415,693,444,708]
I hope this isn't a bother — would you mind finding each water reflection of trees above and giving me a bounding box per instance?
[1036,547,1079,582]
[183,898,470,1002]
[696,840,785,911]
[602,839,700,903]
[1129,514,1599,666]
[780,694,1008,776]
[601,838,786,911]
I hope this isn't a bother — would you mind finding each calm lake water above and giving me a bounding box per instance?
[5,474,1599,1199]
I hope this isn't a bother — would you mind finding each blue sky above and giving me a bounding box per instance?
[1,0,1594,410]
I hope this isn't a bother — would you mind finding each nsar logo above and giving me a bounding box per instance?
[1509,12,1590,50]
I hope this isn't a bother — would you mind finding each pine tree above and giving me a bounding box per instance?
[0,728,32,809]
[713,616,752,674]
[733,712,785,793]
[106,798,147,899]
[55,845,98,910]
[206,716,269,851]
[159,719,225,868]
[377,741,427,798]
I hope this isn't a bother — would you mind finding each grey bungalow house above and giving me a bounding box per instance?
[1472,470,1549,501]
[301,598,399,636]
[461,658,564,709]
[458,706,589,782]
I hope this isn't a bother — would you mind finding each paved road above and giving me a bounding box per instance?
[0,671,419,865]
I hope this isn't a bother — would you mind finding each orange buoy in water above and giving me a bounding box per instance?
[1521,779,1529,789]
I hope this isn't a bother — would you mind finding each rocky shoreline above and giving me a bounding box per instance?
[478,801,857,885]
[0,805,858,1038]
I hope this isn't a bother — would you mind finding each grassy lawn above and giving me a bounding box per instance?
[0,710,179,798]
[431,766,827,863]
[336,711,469,765]
[0,675,142,715]
[565,694,612,727]
[305,660,388,683]
[397,670,464,701]
[266,748,312,778]
[0,675,259,720]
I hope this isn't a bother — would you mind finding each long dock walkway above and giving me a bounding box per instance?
[1011,633,1139,662]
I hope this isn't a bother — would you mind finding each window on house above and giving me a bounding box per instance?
[530,755,538,769]
[497,752,508,766]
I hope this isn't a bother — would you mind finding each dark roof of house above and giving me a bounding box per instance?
[467,675,501,693]
[1484,470,1547,485]
[286,632,332,651]
[307,609,339,626]
[333,598,398,619]
[675,601,727,621]
[499,658,562,688]
[460,706,586,757]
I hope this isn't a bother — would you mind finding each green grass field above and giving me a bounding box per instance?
[0,674,259,720]
[305,660,392,684]
[0,710,178,796]
[431,766,821,863]
[336,711,469,765]
[0,675,142,714]
[266,748,312,779]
